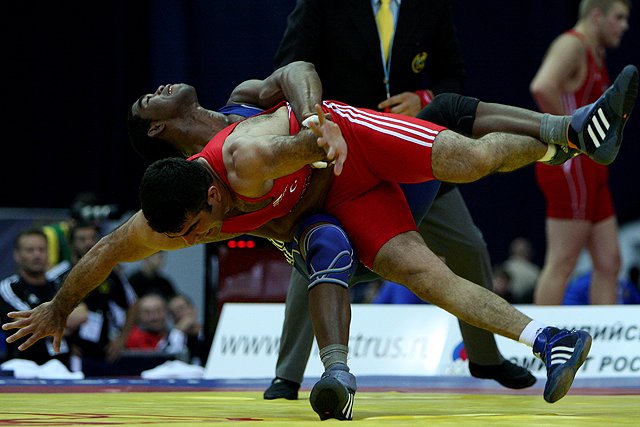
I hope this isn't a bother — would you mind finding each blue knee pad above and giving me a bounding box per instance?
[273,182,441,288]
[293,214,356,290]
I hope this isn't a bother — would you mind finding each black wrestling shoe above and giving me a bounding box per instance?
[533,327,592,403]
[309,364,356,420]
[263,377,300,400]
[567,64,638,165]
[469,360,537,389]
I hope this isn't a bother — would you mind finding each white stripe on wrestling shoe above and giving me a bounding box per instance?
[342,392,354,420]
[586,107,610,149]
[549,345,576,366]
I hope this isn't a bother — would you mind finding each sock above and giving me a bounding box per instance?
[540,114,571,146]
[518,320,547,347]
[537,144,557,162]
[319,344,349,370]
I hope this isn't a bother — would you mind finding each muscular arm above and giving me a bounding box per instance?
[55,211,194,312]
[530,35,585,114]
[227,61,322,124]
[2,211,190,351]
[227,105,347,194]
[227,129,328,194]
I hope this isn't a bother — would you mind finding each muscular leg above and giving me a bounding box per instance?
[587,217,620,304]
[371,231,592,405]
[417,94,554,183]
[418,96,524,366]
[432,130,547,183]
[420,187,502,364]
[534,219,590,305]
[472,101,544,138]
[308,283,350,349]
[372,231,532,340]
[427,93,544,140]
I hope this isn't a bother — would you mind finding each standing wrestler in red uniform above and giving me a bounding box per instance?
[530,0,630,305]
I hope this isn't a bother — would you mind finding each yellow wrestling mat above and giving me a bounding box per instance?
[1,392,638,426]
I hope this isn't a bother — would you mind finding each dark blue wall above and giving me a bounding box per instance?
[6,0,639,265]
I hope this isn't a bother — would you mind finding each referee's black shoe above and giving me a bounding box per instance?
[469,360,537,389]
[263,377,300,400]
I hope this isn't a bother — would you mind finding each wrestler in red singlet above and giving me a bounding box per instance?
[535,30,614,222]
[191,100,447,267]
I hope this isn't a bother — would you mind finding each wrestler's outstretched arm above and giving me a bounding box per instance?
[1,211,189,352]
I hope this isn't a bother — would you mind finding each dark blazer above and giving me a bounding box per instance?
[274,0,466,110]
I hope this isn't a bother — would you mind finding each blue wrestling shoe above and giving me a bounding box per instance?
[567,64,638,165]
[533,327,592,403]
[309,363,356,420]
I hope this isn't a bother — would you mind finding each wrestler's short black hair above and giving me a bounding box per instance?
[139,158,211,234]
[127,99,183,163]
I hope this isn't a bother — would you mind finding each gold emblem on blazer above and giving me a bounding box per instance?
[412,52,428,73]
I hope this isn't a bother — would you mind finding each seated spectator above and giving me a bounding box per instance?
[126,293,188,357]
[42,191,121,269]
[619,266,640,304]
[373,280,426,304]
[49,221,138,376]
[564,266,640,305]
[501,237,540,303]
[168,294,208,366]
[128,251,177,300]
[0,228,86,367]
[350,280,382,303]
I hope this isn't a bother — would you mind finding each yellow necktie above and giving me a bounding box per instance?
[376,0,394,62]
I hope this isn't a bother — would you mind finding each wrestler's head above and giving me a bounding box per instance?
[579,0,630,49]
[140,157,226,245]
[127,83,199,162]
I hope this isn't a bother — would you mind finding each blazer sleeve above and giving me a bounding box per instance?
[273,0,324,69]
[424,0,466,95]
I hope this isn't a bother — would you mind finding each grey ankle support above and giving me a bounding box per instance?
[320,344,349,370]
[540,114,571,147]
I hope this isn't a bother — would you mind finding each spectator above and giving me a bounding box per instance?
[128,251,177,301]
[42,191,121,269]
[501,237,540,303]
[168,294,207,366]
[373,280,426,304]
[349,280,382,304]
[563,266,640,305]
[0,228,85,367]
[126,293,188,358]
[530,0,630,305]
[49,220,138,376]
[619,266,640,304]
